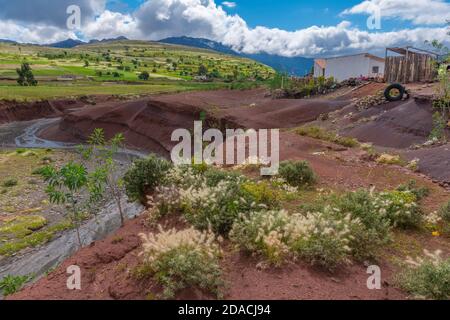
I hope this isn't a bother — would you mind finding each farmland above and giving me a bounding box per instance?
[0,41,274,100]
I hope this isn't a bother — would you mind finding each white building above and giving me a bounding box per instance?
[314,53,385,81]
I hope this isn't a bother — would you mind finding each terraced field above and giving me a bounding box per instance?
[0,41,274,100]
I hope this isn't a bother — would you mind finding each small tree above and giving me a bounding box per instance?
[198,64,208,76]
[84,60,90,67]
[40,162,106,247]
[16,62,37,86]
[139,71,150,81]
[80,129,128,226]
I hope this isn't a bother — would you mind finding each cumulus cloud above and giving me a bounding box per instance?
[82,10,141,40]
[342,0,450,25]
[0,0,106,28]
[0,20,76,44]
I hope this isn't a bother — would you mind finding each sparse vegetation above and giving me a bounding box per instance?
[0,275,31,296]
[2,178,18,188]
[295,126,359,148]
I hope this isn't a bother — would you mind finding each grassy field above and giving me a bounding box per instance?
[0,41,274,100]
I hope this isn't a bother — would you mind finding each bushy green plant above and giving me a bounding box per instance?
[2,178,18,188]
[396,180,430,200]
[123,155,172,202]
[439,200,450,222]
[398,250,450,300]
[230,208,356,270]
[240,181,281,209]
[151,165,265,235]
[278,160,316,187]
[230,210,291,265]
[320,190,392,260]
[0,275,30,296]
[138,227,223,299]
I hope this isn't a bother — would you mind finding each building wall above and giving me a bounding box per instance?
[314,54,385,81]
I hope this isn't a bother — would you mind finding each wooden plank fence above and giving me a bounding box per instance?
[384,52,436,83]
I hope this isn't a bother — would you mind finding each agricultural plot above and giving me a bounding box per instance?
[0,41,274,101]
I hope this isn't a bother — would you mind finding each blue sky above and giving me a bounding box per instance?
[0,0,449,57]
[108,0,421,32]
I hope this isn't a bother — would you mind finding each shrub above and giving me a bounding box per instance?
[0,275,30,296]
[398,250,450,300]
[230,208,356,270]
[139,71,150,80]
[377,191,422,228]
[230,210,291,265]
[286,209,354,270]
[153,165,263,235]
[278,160,316,187]
[138,227,223,299]
[396,180,430,200]
[240,181,281,208]
[376,153,403,165]
[2,178,18,188]
[123,155,172,202]
[438,200,450,222]
[181,179,257,235]
[320,190,392,260]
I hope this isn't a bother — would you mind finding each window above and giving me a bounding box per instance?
[372,66,380,74]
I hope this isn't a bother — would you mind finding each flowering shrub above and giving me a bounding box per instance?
[230,208,357,270]
[398,249,450,300]
[278,160,316,187]
[230,210,291,265]
[139,226,223,299]
[298,189,422,259]
[375,191,422,228]
[124,155,172,202]
[287,208,354,270]
[149,165,272,235]
[240,181,281,208]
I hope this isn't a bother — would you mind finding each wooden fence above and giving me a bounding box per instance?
[384,52,436,83]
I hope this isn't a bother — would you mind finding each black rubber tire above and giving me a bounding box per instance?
[384,83,405,102]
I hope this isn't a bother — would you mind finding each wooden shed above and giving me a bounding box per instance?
[384,47,438,84]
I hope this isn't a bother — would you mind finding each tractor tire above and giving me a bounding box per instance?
[384,83,405,102]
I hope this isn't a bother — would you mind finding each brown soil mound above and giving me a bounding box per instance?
[0,100,59,124]
[403,144,450,185]
[40,89,351,153]
[343,98,433,149]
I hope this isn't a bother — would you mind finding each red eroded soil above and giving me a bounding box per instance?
[4,85,450,300]
[8,214,406,301]
[8,127,450,300]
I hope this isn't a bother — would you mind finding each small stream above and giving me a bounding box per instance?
[0,118,147,297]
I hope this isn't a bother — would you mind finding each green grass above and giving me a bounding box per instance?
[0,220,73,256]
[295,126,359,148]
[0,82,226,100]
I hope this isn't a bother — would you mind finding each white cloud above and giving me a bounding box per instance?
[343,0,450,25]
[0,20,76,44]
[222,1,236,8]
[0,0,106,28]
[82,10,141,40]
